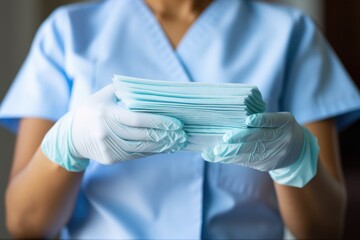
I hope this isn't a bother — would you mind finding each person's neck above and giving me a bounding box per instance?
[145,0,211,21]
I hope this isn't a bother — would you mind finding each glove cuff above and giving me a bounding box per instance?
[269,126,319,188]
[41,112,89,172]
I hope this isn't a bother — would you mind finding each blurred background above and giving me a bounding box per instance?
[0,0,359,238]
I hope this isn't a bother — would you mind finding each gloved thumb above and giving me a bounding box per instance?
[246,112,293,128]
[84,84,117,106]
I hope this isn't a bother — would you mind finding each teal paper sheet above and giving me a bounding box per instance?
[113,75,267,151]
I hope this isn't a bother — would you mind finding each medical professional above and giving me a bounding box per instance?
[1,0,360,238]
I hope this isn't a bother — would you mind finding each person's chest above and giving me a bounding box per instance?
[66,0,291,114]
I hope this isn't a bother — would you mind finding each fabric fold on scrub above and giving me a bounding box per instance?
[113,75,266,151]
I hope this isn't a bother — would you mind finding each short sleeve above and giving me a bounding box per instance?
[0,8,71,133]
[281,13,360,130]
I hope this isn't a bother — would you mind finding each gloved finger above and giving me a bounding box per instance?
[201,149,237,163]
[119,139,186,153]
[109,106,183,130]
[106,118,188,142]
[202,149,275,171]
[224,128,263,143]
[219,153,280,171]
[86,84,117,104]
[246,112,293,128]
[201,149,217,162]
[94,146,148,165]
[213,142,266,157]
[224,128,283,143]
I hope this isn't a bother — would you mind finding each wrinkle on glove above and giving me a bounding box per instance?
[41,112,90,172]
[41,85,188,172]
[269,127,319,187]
[202,113,319,187]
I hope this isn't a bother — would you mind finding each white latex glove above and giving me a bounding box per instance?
[202,112,319,187]
[41,85,187,171]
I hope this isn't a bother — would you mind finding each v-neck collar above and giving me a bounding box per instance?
[133,0,228,82]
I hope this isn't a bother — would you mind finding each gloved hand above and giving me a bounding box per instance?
[202,112,319,187]
[41,85,188,172]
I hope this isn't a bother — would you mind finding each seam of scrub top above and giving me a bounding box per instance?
[294,92,360,125]
[176,0,230,57]
[174,0,229,83]
[134,0,227,83]
[134,0,192,82]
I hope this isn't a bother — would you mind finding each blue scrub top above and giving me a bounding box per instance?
[1,0,360,239]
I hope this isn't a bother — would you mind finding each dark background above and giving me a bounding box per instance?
[326,1,360,238]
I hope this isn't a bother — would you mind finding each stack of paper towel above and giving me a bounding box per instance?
[113,75,266,151]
